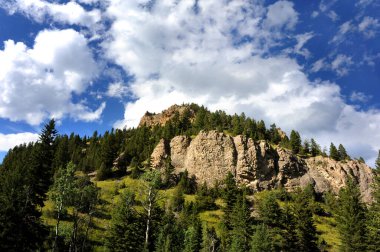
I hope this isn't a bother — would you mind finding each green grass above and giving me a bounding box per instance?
[314,215,341,251]
[42,175,342,251]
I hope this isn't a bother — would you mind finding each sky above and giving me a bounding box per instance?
[0,0,379,166]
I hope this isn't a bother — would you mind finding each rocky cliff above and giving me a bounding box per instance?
[139,104,195,127]
[151,130,375,202]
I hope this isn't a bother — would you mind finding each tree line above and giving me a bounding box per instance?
[0,104,379,251]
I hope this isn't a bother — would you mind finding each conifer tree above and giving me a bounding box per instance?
[336,178,367,252]
[106,190,145,251]
[310,138,321,157]
[201,227,219,252]
[250,224,273,252]
[292,189,318,252]
[338,144,350,160]
[290,130,301,154]
[229,194,250,252]
[222,172,239,229]
[366,150,380,251]
[257,192,282,227]
[329,143,340,161]
[31,118,58,206]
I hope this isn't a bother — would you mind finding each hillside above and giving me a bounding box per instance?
[0,103,379,251]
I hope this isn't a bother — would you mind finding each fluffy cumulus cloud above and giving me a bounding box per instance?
[103,0,380,165]
[0,0,101,27]
[0,132,39,152]
[0,29,104,125]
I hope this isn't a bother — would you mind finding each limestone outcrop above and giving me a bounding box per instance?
[151,130,375,202]
[139,104,195,127]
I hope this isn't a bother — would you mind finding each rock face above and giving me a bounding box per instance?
[151,130,375,202]
[139,104,195,127]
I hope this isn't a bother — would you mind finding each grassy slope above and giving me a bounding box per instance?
[42,176,341,251]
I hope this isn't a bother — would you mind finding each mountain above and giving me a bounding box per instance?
[143,105,374,202]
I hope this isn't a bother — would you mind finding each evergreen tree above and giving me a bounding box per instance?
[96,162,111,180]
[310,138,321,157]
[31,119,58,206]
[106,190,145,251]
[302,139,310,156]
[366,150,380,251]
[338,144,350,160]
[329,143,340,161]
[290,130,301,154]
[0,163,48,250]
[292,189,318,252]
[222,172,239,228]
[229,194,250,252]
[183,225,202,252]
[336,178,367,252]
[281,204,298,252]
[201,227,219,252]
[250,224,273,252]
[269,123,281,144]
[258,192,282,227]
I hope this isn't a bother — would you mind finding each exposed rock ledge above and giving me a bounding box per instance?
[151,130,374,202]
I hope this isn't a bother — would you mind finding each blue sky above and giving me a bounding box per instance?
[0,0,379,165]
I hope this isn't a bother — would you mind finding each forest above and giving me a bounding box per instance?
[0,104,379,251]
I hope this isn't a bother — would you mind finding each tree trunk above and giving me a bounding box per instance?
[144,187,152,250]
[53,200,63,252]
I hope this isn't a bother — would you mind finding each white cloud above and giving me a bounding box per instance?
[106,82,130,98]
[350,91,372,103]
[358,16,379,38]
[327,10,339,22]
[331,54,353,76]
[0,132,39,152]
[311,58,325,72]
[311,11,319,18]
[330,21,354,44]
[1,0,101,27]
[293,32,314,57]
[103,0,380,166]
[263,1,298,30]
[0,29,104,125]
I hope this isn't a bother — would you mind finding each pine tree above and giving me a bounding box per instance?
[229,194,250,252]
[329,143,340,161]
[201,227,219,252]
[222,172,239,229]
[290,130,301,154]
[106,190,145,251]
[250,224,273,252]
[292,189,318,252]
[366,150,380,251]
[336,178,367,252]
[0,163,48,250]
[310,138,321,157]
[257,192,282,227]
[338,144,350,160]
[31,118,58,206]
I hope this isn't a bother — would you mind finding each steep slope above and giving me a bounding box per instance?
[151,130,374,202]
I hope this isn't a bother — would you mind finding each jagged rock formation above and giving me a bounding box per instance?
[139,104,195,127]
[151,130,374,202]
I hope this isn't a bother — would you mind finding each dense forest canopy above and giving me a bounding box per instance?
[0,104,379,251]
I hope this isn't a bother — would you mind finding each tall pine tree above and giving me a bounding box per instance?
[336,178,367,252]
